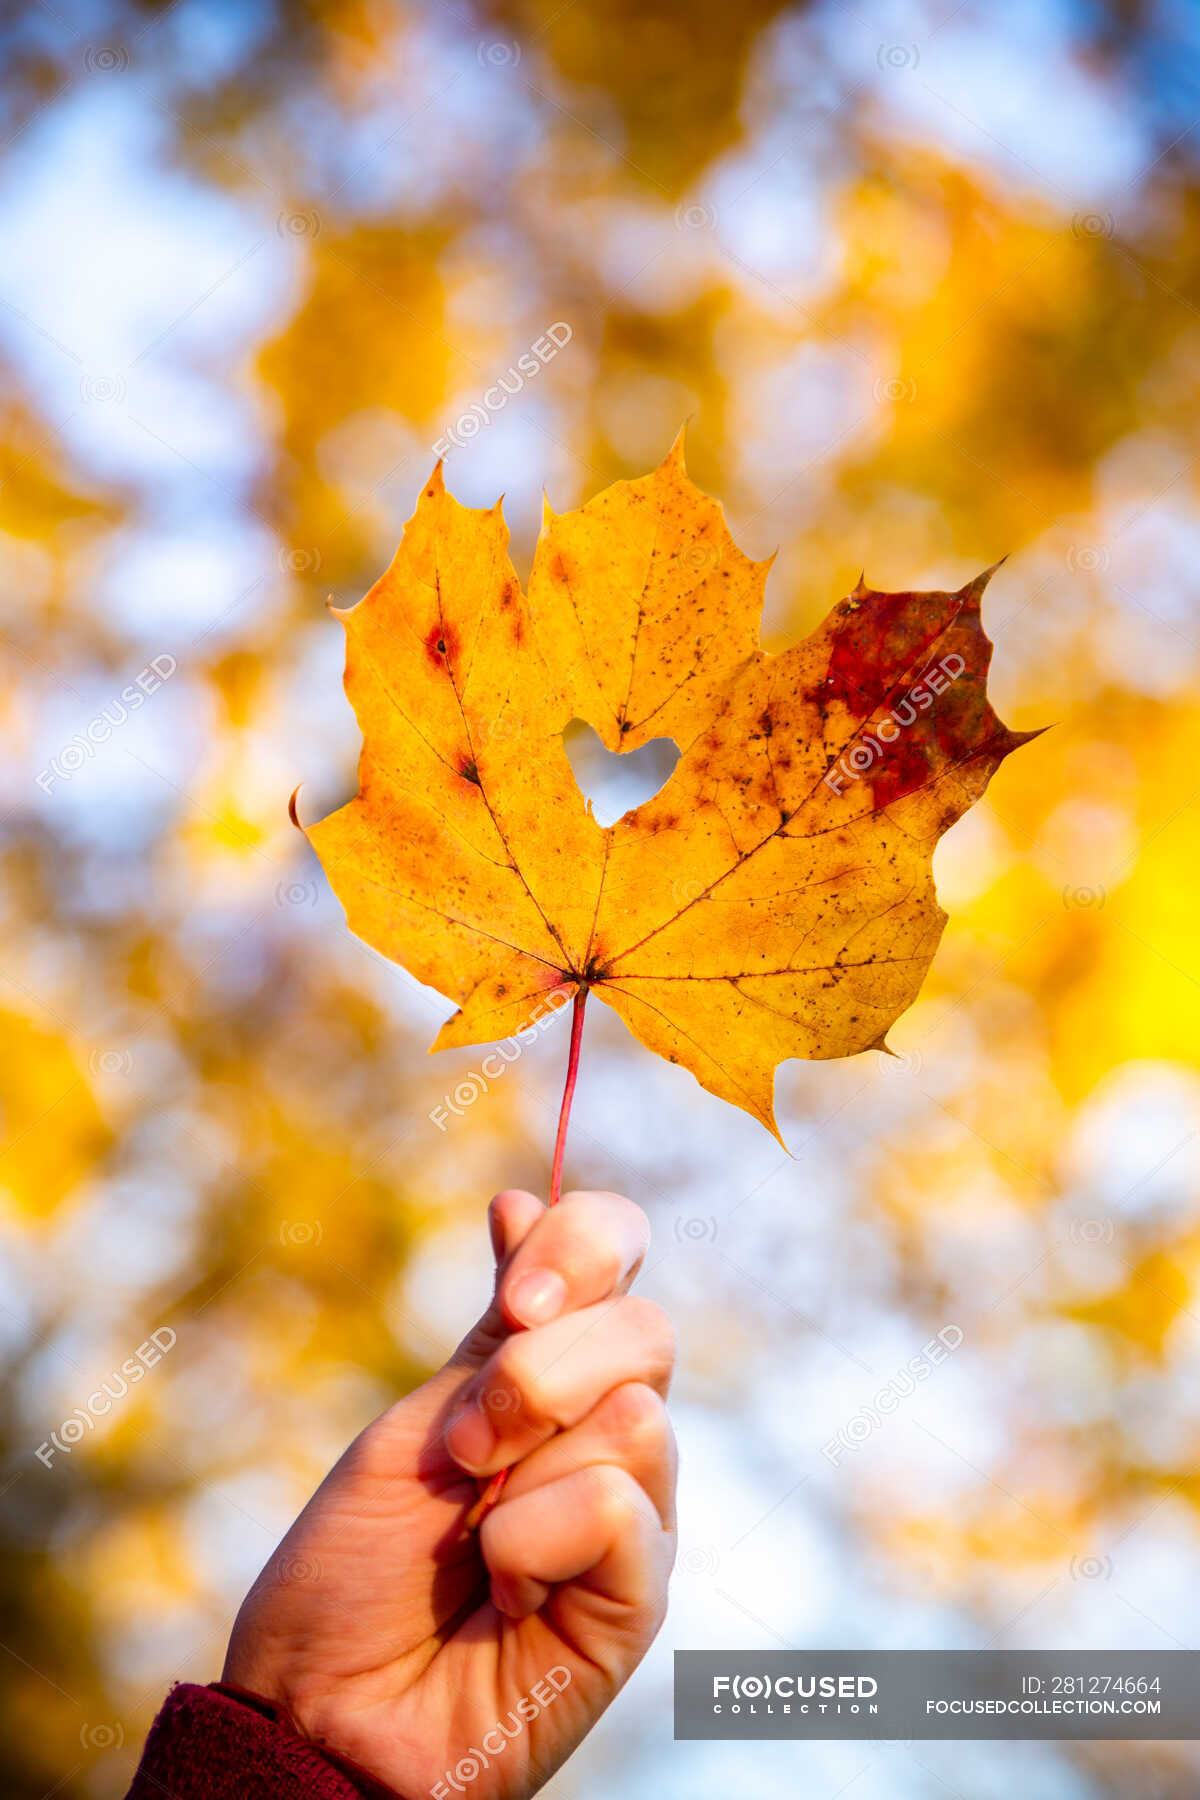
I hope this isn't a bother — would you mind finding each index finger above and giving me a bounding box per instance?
[498,1189,650,1329]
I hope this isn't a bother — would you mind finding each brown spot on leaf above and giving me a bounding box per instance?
[424,621,460,670]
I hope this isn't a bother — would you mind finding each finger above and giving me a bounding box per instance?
[502,1381,677,1530]
[445,1295,675,1476]
[449,1191,548,1373]
[487,1188,546,1268]
[481,1462,671,1624]
[498,1190,650,1330]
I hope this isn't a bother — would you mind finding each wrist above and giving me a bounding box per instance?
[223,1629,376,1781]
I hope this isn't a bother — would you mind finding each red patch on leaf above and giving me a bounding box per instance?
[424,621,460,671]
[821,581,1002,813]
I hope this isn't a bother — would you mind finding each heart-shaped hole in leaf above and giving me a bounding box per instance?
[564,720,680,827]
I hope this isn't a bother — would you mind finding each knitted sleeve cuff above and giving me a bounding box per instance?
[124,1681,405,1800]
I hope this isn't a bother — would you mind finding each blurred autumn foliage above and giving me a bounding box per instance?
[3,1,1200,1797]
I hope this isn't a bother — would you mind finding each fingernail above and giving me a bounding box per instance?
[507,1268,567,1326]
[445,1403,496,1472]
[490,1575,520,1616]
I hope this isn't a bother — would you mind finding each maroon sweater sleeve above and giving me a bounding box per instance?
[124,1683,405,1800]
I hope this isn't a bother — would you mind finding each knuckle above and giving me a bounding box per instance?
[492,1336,554,1426]
[481,1375,524,1423]
[339,1418,390,1484]
[556,1214,616,1287]
[599,1380,667,1451]
[581,1462,646,1534]
[552,1195,632,1286]
[621,1296,676,1368]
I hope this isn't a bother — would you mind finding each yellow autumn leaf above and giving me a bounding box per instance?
[296,439,1036,1140]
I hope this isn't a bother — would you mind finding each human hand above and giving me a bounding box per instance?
[223,1188,677,1800]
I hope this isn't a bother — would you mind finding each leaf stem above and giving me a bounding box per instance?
[548,986,588,1208]
[466,985,589,1533]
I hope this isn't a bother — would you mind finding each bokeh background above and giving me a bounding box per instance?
[3,0,1200,1794]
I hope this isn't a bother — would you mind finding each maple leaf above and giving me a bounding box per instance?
[294,435,1037,1143]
